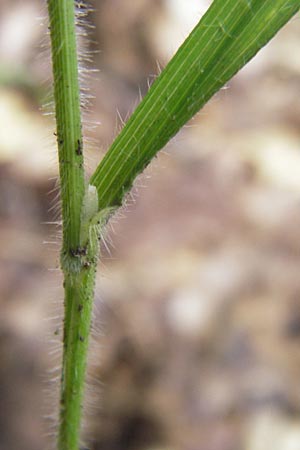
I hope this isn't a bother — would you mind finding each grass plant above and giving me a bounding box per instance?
[47,1,300,448]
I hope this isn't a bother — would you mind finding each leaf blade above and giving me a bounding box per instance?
[90,0,300,209]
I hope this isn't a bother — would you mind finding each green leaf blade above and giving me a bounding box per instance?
[90,0,300,209]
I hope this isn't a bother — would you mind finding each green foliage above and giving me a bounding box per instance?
[90,0,300,210]
[47,0,300,448]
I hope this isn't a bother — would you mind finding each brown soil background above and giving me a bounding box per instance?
[0,1,300,450]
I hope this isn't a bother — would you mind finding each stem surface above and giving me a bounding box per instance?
[48,0,85,251]
[59,236,98,450]
[47,1,94,449]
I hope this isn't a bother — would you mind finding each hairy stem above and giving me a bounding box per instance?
[59,234,98,450]
[47,1,94,448]
[48,0,85,250]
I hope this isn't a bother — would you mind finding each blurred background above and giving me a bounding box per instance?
[1,1,300,449]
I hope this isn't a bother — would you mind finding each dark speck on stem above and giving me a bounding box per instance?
[76,139,82,156]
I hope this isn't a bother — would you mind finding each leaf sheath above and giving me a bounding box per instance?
[48,0,85,251]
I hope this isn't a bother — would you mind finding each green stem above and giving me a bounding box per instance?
[48,0,85,250]
[47,1,95,449]
[59,234,98,450]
